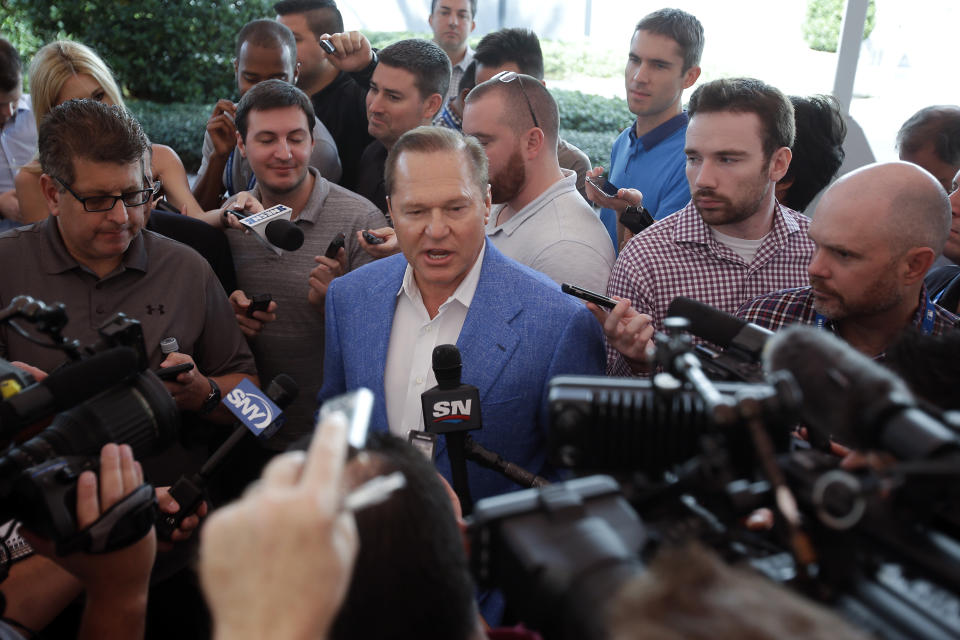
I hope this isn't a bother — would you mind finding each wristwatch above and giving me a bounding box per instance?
[620,204,655,234]
[198,377,221,415]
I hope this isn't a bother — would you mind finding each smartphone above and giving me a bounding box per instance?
[155,361,195,381]
[246,293,272,318]
[362,230,386,245]
[325,232,346,259]
[318,387,375,450]
[586,174,619,198]
[319,39,336,54]
[561,283,617,309]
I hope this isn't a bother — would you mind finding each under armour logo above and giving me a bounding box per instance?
[146,304,165,315]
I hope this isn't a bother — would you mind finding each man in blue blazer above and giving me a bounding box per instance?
[317,126,605,502]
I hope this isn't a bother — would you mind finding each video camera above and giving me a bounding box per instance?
[469,308,960,640]
[0,296,178,558]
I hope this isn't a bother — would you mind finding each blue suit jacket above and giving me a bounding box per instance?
[317,241,605,500]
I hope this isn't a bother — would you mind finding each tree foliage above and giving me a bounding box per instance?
[9,0,273,103]
[803,0,877,53]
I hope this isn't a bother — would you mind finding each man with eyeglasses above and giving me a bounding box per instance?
[0,100,257,437]
[462,72,614,293]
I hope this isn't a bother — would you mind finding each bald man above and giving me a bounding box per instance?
[739,161,958,357]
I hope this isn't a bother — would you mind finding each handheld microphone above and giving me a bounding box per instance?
[234,204,304,253]
[0,347,140,439]
[156,374,299,538]
[422,344,481,513]
[764,326,960,460]
[666,297,773,381]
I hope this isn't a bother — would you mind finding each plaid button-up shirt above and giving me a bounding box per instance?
[606,201,814,376]
[737,285,959,340]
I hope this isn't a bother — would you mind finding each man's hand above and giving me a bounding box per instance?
[156,487,208,552]
[0,189,20,221]
[20,443,156,605]
[160,352,214,413]
[207,99,239,159]
[320,31,375,72]
[11,361,47,382]
[587,297,655,372]
[356,227,400,259]
[584,166,644,213]
[308,249,347,308]
[229,290,279,339]
[200,413,358,640]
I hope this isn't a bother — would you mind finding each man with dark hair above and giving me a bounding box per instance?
[463,73,613,292]
[740,162,957,356]
[193,18,341,210]
[470,27,593,201]
[586,8,704,249]
[317,125,604,504]
[597,77,813,375]
[897,105,960,194]
[428,0,476,125]
[328,433,485,640]
[274,0,374,190]
[323,34,450,214]
[777,94,847,212]
[0,99,257,435]
[436,59,476,131]
[224,79,386,452]
[0,37,36,229]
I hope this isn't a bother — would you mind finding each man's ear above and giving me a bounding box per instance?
[39,174,62,217]
[236,130,247,158]
[902,246,936,285]
[482,184,492,224]
[524,126,546,159]
[768,147,792,183]
[422,93,444,121]
[293,61,301,84]
[682,65,701,89]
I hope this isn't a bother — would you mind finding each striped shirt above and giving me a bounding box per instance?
[606,201,814,376]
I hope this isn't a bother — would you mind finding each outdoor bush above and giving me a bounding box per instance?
[128,100,211,174]
[9,0,272,103]
[802,0,876,53]
[553,89,632,134]
[560,129,620,170]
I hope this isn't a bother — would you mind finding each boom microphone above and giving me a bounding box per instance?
[0,347,140,438]
[764,326,960,460]
[666,296,773,358]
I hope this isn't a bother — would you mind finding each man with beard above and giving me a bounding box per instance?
[738,162,957,356]
[462,72,613,292]
[596,78,814,375]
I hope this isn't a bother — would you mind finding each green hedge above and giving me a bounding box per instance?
[128,100,211,174]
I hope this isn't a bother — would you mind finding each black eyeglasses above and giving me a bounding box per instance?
[493,71,539,129]
[52,175,161,213]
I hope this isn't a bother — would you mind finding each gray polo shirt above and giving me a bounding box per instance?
[486,169,615,294]
[229,168,387,449]
[0,218,257,378]
[197,117,342,198]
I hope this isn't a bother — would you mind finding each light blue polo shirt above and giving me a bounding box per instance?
[600,111,690,249]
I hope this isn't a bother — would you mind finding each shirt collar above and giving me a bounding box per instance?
[631,111,688,151]
[252,167,327,225]
[454,46,475,72]
[674,200,797,252]
[397,241,486,315]
[40,216,147,277]
[487,169,577,237]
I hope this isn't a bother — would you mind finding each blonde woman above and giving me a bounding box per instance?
[15,40,204,221]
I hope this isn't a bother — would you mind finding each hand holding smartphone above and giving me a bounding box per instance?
[325,232,346,259]
[561,283,617,309]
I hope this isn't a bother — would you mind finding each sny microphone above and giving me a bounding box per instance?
[233,204,305,253]
[764,326,960,461]
[156,374,299,539]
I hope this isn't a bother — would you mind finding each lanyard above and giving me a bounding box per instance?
[224,148,257,195]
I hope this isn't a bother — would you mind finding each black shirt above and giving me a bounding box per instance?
[311,71,374,192]
[355,139,389,217]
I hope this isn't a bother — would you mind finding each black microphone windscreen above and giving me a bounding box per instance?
[764,326,911,447]
[432,344,462,388]
[45,347,141,410]
[666,297,746,348]
[266,374,299,409]
[265,219,305,251]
